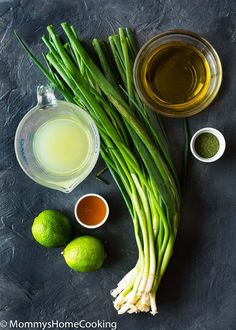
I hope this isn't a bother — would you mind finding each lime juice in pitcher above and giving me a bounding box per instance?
[15,85,100,192]
[33,117,90,175]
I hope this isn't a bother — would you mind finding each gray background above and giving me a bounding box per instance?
[0,0,236,329]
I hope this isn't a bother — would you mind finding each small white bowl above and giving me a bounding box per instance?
[190,127,226,163]
[74,193,109,229]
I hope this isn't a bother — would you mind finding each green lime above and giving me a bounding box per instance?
[62,236,107,272]
[32,210,72,248]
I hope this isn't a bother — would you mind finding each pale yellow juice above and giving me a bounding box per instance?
[33,118,90,175]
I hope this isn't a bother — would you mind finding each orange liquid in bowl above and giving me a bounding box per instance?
[76,195,107,226]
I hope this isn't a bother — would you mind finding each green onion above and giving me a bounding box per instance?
[16,24,181,315]
[96,166,109,185]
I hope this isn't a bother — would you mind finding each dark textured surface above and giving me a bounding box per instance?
[0,0,236,329]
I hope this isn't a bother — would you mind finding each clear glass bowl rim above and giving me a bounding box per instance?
[133,29,223,118]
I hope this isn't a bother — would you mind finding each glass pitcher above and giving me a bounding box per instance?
[14,85,100,193]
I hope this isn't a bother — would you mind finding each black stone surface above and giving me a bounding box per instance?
[0,0,236,329]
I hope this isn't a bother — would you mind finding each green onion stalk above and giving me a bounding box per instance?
[16,24,181,315]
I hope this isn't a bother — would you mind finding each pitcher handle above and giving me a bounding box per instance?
[37,85,57,107]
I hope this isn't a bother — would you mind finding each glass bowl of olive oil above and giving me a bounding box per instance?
[133,30,222,117]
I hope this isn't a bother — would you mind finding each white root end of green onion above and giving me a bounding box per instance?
[140,293,150,306]
[127,305,139,314]
[113,293,126,310]
[111,286,160,314]
[110,287,123,298]
[118,302,133,314]
[150,292,158,315]
[111,265,159,314]
[136,297,150,312]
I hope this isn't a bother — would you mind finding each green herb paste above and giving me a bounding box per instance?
[195,133,219,158]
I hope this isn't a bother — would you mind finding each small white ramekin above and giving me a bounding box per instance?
[74,193,109,229]
[190,127,226,163]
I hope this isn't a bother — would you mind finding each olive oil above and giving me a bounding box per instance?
[141,42,211,110]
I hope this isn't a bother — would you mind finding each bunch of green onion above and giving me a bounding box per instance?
[16,23,181,315]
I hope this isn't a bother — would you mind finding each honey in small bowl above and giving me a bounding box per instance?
[74,194,109,228]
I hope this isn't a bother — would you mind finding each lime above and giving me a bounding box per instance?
[62,236,107,272]
[32,210,72,248]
